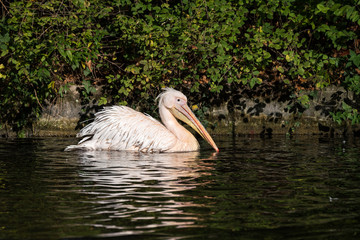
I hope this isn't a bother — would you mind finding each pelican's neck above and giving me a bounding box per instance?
[159,105,196,143]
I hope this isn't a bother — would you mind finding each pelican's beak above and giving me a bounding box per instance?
[171,103,219,152]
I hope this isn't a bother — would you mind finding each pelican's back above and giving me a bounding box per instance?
[65,106,177,152]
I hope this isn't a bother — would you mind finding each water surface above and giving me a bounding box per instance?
[0,136,359,239]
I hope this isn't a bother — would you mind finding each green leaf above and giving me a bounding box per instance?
[66,50,73,61]
[0,33,10,43]
[98,97,108,106]
[317,3,330,13]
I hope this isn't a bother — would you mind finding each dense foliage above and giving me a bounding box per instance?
[1,0,360,135]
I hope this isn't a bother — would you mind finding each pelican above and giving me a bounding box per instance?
[65,88,219,152]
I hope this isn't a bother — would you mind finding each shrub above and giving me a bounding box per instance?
[1,0,359,135]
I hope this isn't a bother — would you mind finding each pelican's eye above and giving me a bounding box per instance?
[177,98,181,102]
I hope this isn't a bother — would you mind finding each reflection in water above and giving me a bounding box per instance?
[75,151,215,237]
[0,137,359,239]
[79,150,201,184]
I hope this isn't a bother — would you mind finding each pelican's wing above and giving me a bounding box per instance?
[65,106,177,152]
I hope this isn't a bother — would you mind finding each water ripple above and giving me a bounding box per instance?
[1,137,359,239]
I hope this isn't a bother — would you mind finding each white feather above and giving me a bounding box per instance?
[65,106,177,152]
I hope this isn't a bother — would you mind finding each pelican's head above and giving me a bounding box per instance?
[157,88,219,152]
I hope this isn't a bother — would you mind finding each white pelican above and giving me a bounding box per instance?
[65,88,219,152]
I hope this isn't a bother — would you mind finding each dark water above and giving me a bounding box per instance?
[0,136,359,239]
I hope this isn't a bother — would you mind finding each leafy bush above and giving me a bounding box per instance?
[1,0,360,135]
[331,102,360,125]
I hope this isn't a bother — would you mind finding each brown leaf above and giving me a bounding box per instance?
[86,60,92,72]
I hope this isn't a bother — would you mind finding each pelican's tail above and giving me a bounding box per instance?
[64,144,84,151]
[64,135,94,151]
[64,145,76,151]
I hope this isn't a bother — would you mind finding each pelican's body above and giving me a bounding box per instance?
[65,88,218,153]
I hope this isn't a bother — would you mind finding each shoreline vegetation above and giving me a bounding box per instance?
[1,1,360,137]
